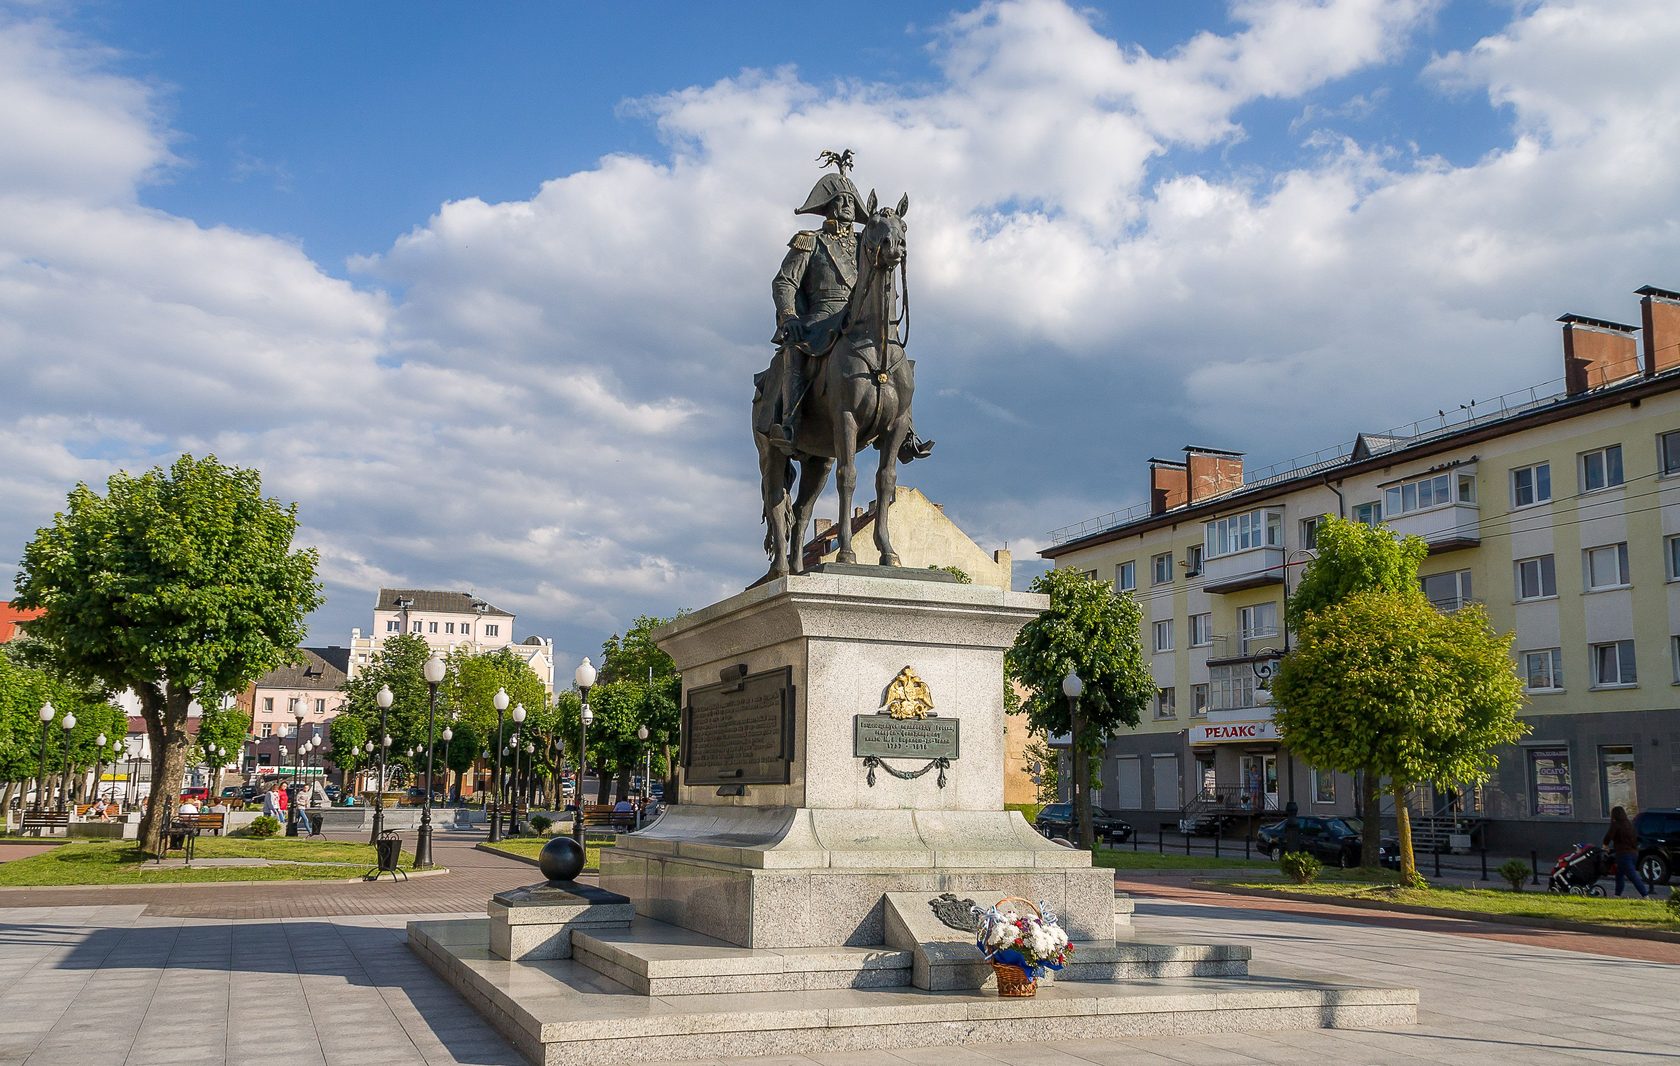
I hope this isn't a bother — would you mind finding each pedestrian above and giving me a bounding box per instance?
[1603,805,1651,898]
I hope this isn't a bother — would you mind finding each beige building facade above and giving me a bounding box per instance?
[1043,286,1680,854]
[348,588,555,693]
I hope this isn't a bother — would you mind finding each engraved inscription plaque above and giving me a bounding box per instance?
[853,715,960,760]
[681,666,794,785]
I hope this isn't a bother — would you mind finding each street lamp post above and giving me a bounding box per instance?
[636,723,650,829]
[415,654,446,869]
[287,700,306,836]
[35,702,54,813]
[57,711,77,812]
[440,724,454,805]
[1061,671,1089,849]
[93,732,110,806]
[510,703,527,835]
[573,658,596,846]
[370,684,393,843]
[489,688,509,842]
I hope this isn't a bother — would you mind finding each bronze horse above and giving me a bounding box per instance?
[753,192,914,579]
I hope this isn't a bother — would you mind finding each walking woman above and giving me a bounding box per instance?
[1603,806,1651,898]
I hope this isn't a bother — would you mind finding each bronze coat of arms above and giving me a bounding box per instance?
[883,666,934,719]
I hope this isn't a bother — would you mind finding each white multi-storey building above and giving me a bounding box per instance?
[348,588,555,693]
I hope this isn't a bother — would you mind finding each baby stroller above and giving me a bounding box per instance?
[1548,843,1609,896]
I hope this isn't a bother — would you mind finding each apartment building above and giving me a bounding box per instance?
[1042,286,1680,854]
[348,588,555,693]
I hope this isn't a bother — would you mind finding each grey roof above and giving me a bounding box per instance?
[376,588,513,618]
[254,647,350,691]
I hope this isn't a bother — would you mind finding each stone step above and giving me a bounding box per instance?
[570,918,912,995]
[408,917,1417,1066]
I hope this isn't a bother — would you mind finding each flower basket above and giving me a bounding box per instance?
[974,896,1072,998]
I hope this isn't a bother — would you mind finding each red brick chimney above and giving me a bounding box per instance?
[1638,286,1680,378]
[1149,459,1187,516]
[1560,313,1640,395]
[1184,446,1243,504]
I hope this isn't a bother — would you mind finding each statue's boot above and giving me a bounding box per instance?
[771,361,805,454]
[898,425,935,464]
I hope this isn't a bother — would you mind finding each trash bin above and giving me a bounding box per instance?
[366,831,407,882]
[308,813,324,836]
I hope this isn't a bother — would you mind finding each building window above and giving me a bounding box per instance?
[1580,444,1624,492]
[262,697,273,712]
[1204,509,1282,559]
[1599,745,1637,815]
[1185,545,1204,576]
[1153,619,1174,653]
[486,624,500,637]
[1383,471,1463,517]
[259,722,273,738]
[1583,542,1630,590]
[429,621,438,633]
[1189,613,1212,647]
[1152,552,1173,585]
[1116,561,1136,592]
[1155,687,1176,719]
[314,698,325,714]
[446,622,455,634]
[412,620,423,632]
[1515,555,1557,600]
[1590,640,1637,687]
[1661,430,1680,477]
[1191,683,1209,717]
[1522,649,1564,692]
[461,624,471,636]
[386,620,400,632]
[1420,569,1473,612]
[1529,747,1572,817]
[1353,501,1382,526]
[1299,515,1324,550]
[1239,602,1278,654]
[1312,769,1336,804]
[1668,536,1680,582]
[1208,664,1255,711]
[1510,462,1551,508]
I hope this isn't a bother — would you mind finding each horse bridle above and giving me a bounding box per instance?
[849,215,910,386]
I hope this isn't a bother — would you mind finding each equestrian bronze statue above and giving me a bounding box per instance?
[752,152,931,579]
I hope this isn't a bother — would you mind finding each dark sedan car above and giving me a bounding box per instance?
[1635,808,1678,884]
[1257,816,1398,868]
[1033,802,1133,844]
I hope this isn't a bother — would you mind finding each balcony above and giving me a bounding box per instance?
[1386,503,1480,553]
[1201,546,1284,594]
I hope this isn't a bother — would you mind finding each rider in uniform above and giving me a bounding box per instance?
[770,169,932,461]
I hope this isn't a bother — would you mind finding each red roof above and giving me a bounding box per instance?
[0,602,42,644]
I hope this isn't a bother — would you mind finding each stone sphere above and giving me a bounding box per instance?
[538,835,585,883]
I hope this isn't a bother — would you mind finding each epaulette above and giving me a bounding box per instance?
[788,231,817,252]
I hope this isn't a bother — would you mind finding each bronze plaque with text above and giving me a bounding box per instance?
[681,666,794,785]
[853,715,960,760]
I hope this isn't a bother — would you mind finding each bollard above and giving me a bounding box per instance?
[1158,827,1164,854]
[1530,850,1539,886]
[1245,834,1251,861]
[1480,843,1488,882]
[1185,830,1191,856]
[1133,827,1139,852]
[1214,823,1221,859]
[1433,844,1441,880]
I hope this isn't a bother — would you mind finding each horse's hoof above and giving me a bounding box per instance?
[880,554,901,567]
[837,550,857,564]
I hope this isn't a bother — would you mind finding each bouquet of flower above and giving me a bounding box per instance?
[972,897,1073,984]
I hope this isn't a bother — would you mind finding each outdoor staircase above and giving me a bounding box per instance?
[1409,813,1486,854]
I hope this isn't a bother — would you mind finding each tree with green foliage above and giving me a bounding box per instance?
[0,649,127,809]
[441,644,548,764]
[195,703,251,797]
[1271,589,1527,885]
[581,616,682,801]
[336,633,433,795]
[1005,568,1154,849]
[12,455,321,853]
[1286,514,1430,866]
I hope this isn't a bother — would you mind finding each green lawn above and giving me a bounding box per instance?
[484,837,612,872]
[1094,846,1274,872]
[0,836,414,887]
[1218,878,1677,931]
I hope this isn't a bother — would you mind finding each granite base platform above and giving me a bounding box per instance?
[408,916,1418,1066]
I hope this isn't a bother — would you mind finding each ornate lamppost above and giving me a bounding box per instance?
[440,723,454,805]
[509,703,527,834]
[415,653,446,868]
[370,684,393,843]
[636,723,650,828]
[57,710,77,812]
[286,699,306,836]
[93,732,109,806]
[35,702,54,813]
[489,688,508,841]
[1061,671,1088,849]
[573,657,596,846]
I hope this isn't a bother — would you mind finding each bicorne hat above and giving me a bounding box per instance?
[795,173,863,217]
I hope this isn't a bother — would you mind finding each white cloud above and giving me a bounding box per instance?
[5,0,1680,659]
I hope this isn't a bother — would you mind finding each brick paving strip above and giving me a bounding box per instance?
[1115,873,1680,965]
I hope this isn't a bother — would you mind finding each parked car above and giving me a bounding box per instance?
[219,786,245,799]
[1032,802,1134,844]
[1256,816,1398,869]
[405,787,444,805]
[179,787,210,804]
[1635,807,1679,884]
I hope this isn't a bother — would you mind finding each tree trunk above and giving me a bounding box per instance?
[1393,780,1418,885]
[137,685,194,856]
[661,742,676,802]
[596,764,611,805]
[1360,768,1381,868]
[614,768,631,803]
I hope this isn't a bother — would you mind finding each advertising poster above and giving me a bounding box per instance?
[1530,748,1572,817]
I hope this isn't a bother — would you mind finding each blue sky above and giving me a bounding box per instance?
[7,0,1680,670]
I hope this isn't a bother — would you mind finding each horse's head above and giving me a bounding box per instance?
[860,190,909,271]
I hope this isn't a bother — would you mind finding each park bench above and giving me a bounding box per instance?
[21,810,70,836]
[579,803,638,834]
[75,803,119,821]
[182,812,226,836]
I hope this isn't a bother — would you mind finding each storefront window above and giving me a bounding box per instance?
[1529,747,1573,817]
[1312,769,1336,804]
[1599,745,1637,815]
